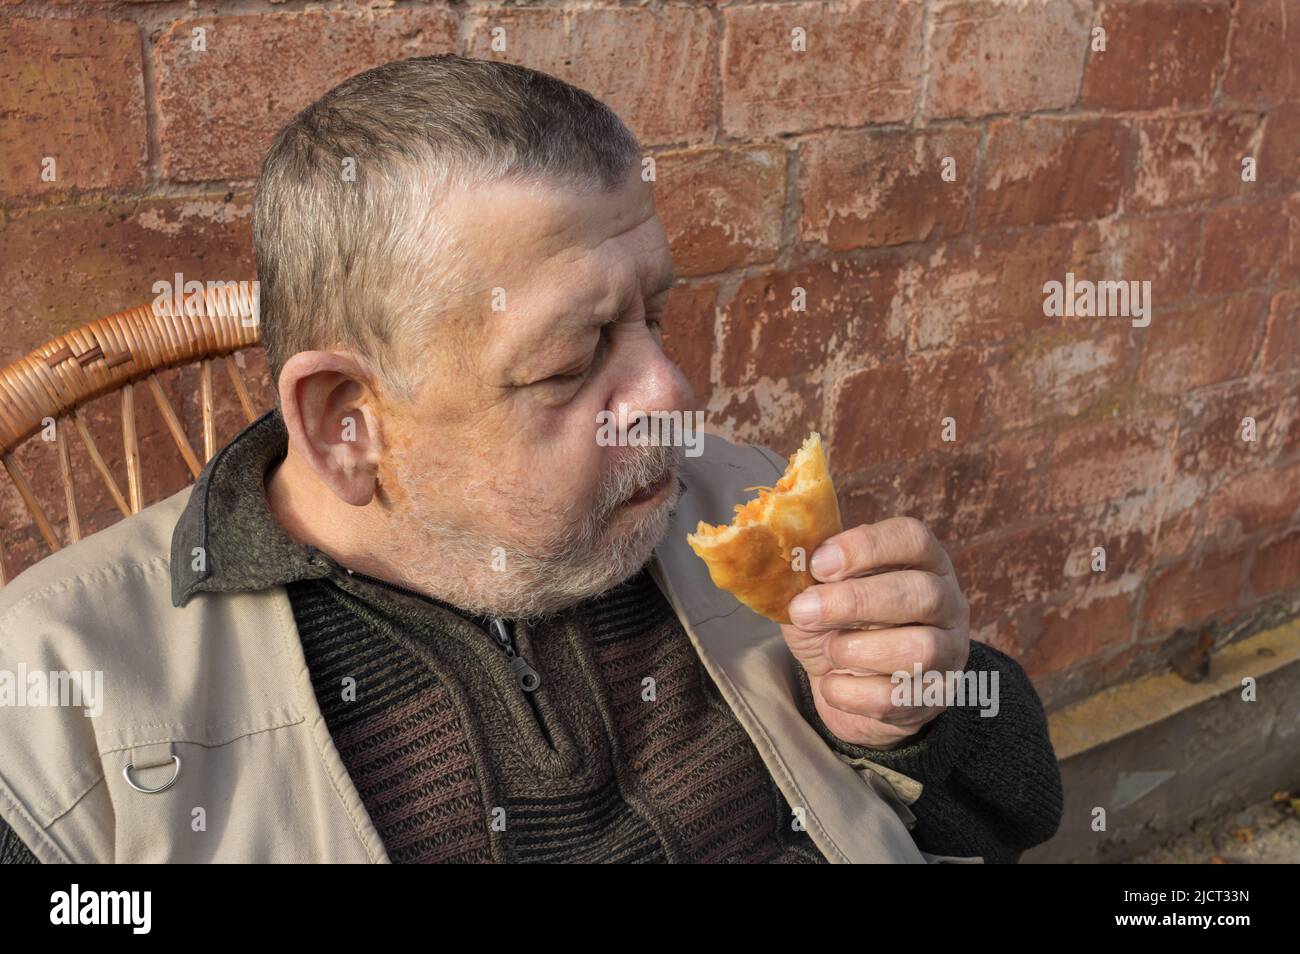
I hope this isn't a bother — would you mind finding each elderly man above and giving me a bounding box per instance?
[0,55,1061,864]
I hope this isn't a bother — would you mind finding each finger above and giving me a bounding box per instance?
[811,516,952,581]
[819,672,943,727]
[823,625,966,676]
[788,570,961,631]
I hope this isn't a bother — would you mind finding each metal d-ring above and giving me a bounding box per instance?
[122,755,181,794]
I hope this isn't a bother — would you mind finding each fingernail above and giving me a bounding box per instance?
[788,590,821,626]
[810,545,842,578]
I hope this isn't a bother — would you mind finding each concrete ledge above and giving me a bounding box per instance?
[1023,618,1300,863]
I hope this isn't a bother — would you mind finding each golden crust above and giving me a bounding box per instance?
[686,432,843,624]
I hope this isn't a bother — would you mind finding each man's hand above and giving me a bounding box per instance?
[781,517,972,750]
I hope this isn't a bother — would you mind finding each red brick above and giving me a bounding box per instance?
[0,196,255,365]
[1047,412,1175,511]
[837,469,898,532]
[0,17,147,197]
[155,11,458,182]
[653,146,786,277]
[1258,103,1300,190]
[467,7,717,148]
[798,127,979,251]
[905,224,1101,352]
[893,432,1050,545]
[925,0,1091,119]
[1080,2,1229,110]
[950,516,1079,626]
[1197,202,1290,294]
[661,282,716,410]
[1022,583,1138,676]
[718,256,905,387]
[712,378,827,457]
[1173,377,1298,487]
[1124,113,1264,212]
[986,326,1139,432]
[1138,294,1267,396]
[1248,528,1300,598]
[1090,213,1201,307]
[1141,548,1247,636]
[722,0,923,137]
[973,119,1132,229]
[1221,0,1296,107]
[832,349,989,471]
[1205,461,1300,543]
[1262,290,1300,373]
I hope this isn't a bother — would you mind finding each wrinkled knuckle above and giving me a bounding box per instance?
[907,573,943,621]
[912,629,942,672]
[847,582,875,625]
[898,516,931,554]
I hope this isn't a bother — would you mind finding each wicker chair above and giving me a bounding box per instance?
[0,286,265,587]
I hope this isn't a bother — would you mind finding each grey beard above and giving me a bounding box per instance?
[390,443,685,621]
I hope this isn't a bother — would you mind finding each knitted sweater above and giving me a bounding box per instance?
[0,409,1063,863]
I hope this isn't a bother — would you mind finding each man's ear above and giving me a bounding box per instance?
[278,350,386,507]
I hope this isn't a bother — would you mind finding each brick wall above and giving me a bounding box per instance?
[1,0,1297,710]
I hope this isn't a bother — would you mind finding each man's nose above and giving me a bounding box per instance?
[607,337,695,419]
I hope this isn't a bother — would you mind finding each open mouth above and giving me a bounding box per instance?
[623,469,673,506]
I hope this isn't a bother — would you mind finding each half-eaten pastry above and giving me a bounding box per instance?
[686,432,843,624]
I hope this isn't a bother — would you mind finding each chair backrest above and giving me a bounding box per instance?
[0,285,265,587]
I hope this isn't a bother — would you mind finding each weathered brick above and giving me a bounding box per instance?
[1221,0,1296,107]
[1258,102,1300,190]
[722,0,924,137]
[1138,294,1267,395]
[798,127,979,251]
[1262,289,1300,373]
[986,325,1139,432]
[1141,548,1247,636]
[1205,460,1300,542]
[711,377,827,456]
[1173,377,1298,488]
[653,146,786,277]
[155,11,458,182]
[1090,213,1201,307]
[925,0,1091,119]
[1080,2,1229,110]
[0,195,254,364]
[718,256,906,387]
[950,516,1079,626]
[661,282,717,409]
[832,348,989,471]
[906,224,1101,353]
[0,17,147,197]
[1124,113,1264,212]
[1021,583,1138,676]
[1197,202,1290,294]
[1046,412,1174,511]
[973,119,1132,229]
[1247,528,1300,598]
[893,431,1051,545]
[466,7,717,147]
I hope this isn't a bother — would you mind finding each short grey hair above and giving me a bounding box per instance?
[253,54,644,406]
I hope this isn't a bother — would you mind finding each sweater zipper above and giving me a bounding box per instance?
[487,618,542,693]
[310,549,543,693]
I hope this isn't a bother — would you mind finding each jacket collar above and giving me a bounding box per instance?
[170,407,335,608]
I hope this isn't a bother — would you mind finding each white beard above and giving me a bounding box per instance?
[388,442,685,621]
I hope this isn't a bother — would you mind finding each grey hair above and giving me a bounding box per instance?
[253,54,644,406]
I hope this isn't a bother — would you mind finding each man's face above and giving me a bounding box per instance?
[377,167,694,620]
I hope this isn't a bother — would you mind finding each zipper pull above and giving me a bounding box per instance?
[488,618,542,693]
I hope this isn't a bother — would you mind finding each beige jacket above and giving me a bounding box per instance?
[0,431,978,863]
